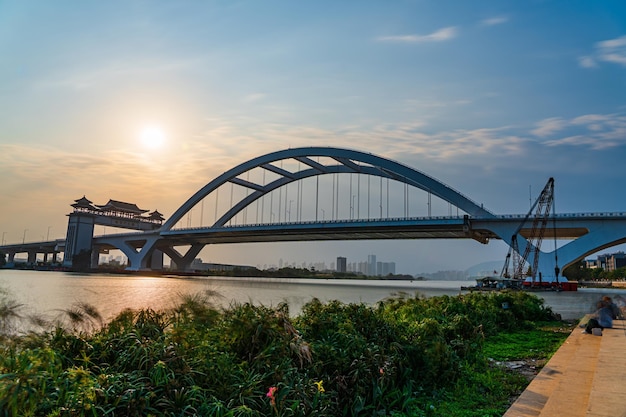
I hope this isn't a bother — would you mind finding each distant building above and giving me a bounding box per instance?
[587,252,626,271]
[367,254,376,276]
[336,256,347,273]
[188,258,255,272]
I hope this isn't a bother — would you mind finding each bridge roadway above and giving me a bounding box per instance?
[99,211,619,245]
[3,212,626,273]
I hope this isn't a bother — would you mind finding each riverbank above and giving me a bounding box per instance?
[505,318,626,417]
[0,290,566,416]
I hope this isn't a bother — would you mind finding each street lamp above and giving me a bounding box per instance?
[47,226,52,241]
[22,229,28,244]
[1,232,5,246]
[321,209,325,221]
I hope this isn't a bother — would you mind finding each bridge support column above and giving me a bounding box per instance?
[27,251,37,264]
[162,244,204,272]
[91,249,100,269]
[149,249,164,270]
[63,212,95,268]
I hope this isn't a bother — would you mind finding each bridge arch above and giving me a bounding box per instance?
[162,147,495,231]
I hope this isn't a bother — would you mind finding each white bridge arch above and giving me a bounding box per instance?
[163,146,495,231]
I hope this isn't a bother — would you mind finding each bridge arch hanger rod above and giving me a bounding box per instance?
[161,147,495,231]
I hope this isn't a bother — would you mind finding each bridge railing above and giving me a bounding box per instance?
[167,215,468,231]
[496,212,626,219]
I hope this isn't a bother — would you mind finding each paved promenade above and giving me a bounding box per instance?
[504,319,626,417]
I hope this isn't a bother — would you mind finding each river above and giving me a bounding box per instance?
[1,270,625,324]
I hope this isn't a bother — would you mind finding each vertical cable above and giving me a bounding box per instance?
[230,182,234,226]
[332,173,336,220]
[261,170,265,223]
[278,161,283,222]
[379,176,383,218]
[386,178,389,218]
[367,175,370,219]
[214,188,219,224]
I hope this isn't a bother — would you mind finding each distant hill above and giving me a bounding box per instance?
[413,270,470,281]
[414,260,505,281]
[465,260,503,278]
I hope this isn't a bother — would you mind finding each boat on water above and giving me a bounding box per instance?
[461,276,524,291]
[461,276,578,292]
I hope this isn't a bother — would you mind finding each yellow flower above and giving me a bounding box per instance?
[314,380,325,393]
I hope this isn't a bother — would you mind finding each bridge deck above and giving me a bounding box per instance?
[504,319,626,417]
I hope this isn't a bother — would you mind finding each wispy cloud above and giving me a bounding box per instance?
[35,58,200,90]
[376,26,457,43]
[480,16,509,26]
[539,113,626,149]
[3,111,624,232]
[578,56,597,68]
[242,93,266,103]
[531,117,567,137]
[579,35,626,68]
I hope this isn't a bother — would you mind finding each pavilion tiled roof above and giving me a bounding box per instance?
[71,196,98,211]
[97,199,149,214]
[147,210,165,221]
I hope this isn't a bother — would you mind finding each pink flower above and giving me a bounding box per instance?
[266,386,277,406]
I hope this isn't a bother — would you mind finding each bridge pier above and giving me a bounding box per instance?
[162,243,205,272]
[63,212,95,268]
[27,251,37,264]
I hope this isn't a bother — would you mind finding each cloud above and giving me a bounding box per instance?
[242,93,266,103]
[377,26,457,43]
[35,58,200,90]
[480,16,509,26]
[531,117,567,137]
[3,110,625,234]
[580,35,626,68]
[538,113,626,149]
[577,56,597,68]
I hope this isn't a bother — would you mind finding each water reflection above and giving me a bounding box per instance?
[1,270,624,322]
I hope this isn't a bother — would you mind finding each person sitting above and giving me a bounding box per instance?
[602,296,621,319]
[584,300,613,334]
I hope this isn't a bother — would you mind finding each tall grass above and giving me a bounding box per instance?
[0,290,563,416]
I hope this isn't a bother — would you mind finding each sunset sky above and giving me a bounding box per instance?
[1,1,626,274]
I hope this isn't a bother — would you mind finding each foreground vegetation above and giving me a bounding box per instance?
[0,290,570,416]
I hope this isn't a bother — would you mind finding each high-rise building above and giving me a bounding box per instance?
[337,256,347,273]
[367,254,377,276]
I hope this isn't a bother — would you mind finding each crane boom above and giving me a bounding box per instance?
[501,178,556,283]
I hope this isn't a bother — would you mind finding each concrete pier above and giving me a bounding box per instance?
[504,319,626,417]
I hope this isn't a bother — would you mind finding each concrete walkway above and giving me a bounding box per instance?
[504,319,626,417]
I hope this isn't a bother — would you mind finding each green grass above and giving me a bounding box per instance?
[483,322,572,361]
[0,290,571,417]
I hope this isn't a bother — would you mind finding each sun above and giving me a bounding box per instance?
[139,126,166,149]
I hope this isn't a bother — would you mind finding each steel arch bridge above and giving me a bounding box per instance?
[163,146,495,231]
[70,146,626,280]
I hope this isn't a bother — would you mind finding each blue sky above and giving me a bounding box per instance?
[1,1,626,274]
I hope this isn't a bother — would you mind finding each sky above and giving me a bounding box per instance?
[1,0,626,275]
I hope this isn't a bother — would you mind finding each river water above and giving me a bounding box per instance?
[1,270,624,323]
